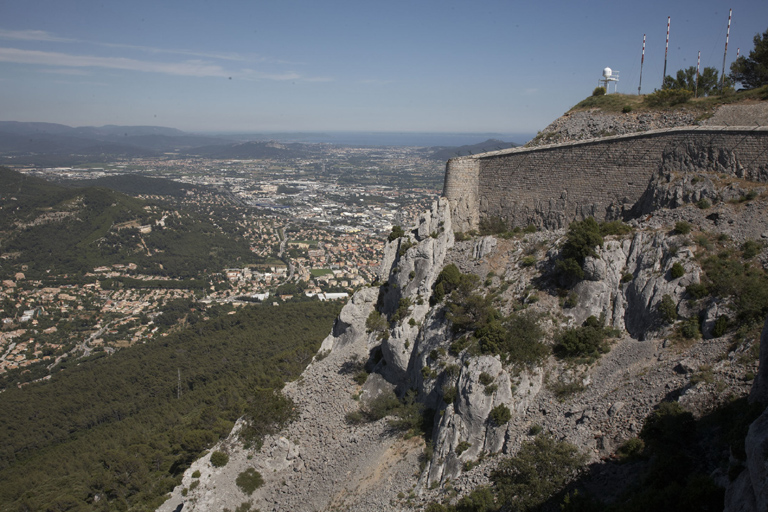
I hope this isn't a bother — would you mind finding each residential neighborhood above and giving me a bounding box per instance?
[0,145,443,380]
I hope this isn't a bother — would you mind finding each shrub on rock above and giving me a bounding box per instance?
[210,450,229,468]
[236,468,264,495]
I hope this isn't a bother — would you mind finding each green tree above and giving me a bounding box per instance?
[662,66,726,96]
[730,27,768,88]
[658,294,678,324]
[491,434,586,511]
[236,468,264,495]
[489,404,511,426]
[388,225,405,242]
[554,315,613,361]
[210,451,229,468]
[476,313,548,368]
[431,264,480,305]
[555,217,603,286]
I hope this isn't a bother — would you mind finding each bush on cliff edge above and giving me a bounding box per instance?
[555,217,603,287]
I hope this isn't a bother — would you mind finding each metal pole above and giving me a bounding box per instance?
[721,8,732,91]
[696,51,700,97]
[663,17,670,88]
[639,34,646,94]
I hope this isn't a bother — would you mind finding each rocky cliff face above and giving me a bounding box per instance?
[373,198,455,383]
[157,105,768,512]
[159,195,767,512]
[570,231,699,340]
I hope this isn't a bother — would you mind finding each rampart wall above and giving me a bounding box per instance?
[443,126,768,232]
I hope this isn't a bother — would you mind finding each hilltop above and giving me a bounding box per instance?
[527,86,768,147]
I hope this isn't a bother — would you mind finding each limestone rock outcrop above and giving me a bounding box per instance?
[425,356,543,484]
[319,286,379,352]
[568,231,699,340]
[375,198,454,381]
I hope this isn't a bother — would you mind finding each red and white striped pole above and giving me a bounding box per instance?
[662,17,670,88]
[639,34,646,94]
[721,8,731,91]
[696,51,701,97]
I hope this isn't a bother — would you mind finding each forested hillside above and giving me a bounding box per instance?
[0,300,340,512]
[66,174,206,198]
[0,167,263,279]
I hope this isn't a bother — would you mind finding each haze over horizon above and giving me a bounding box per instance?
[1,0,766,135]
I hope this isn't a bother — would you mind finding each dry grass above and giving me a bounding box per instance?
[568,85,768,115]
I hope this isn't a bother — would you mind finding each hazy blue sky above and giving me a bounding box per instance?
[1,0,766,135]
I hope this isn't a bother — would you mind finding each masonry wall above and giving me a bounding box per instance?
[442,156,480,233]
[444,127,768,231]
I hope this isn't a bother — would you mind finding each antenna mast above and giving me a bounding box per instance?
[696,51,701,97]
[638,34,646,94]
[177,368,182,399]
[721,8,732,91]
[662,17,671,88]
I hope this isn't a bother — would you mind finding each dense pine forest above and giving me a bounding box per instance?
[0,300,341,511]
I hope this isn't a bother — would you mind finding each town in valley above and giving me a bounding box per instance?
[0,144,446,385]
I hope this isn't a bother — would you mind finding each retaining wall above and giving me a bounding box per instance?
[443,126,768,232]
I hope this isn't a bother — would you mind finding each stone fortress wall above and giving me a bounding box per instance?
[443,126,768,232]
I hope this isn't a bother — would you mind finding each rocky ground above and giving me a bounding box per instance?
[158,330,428,512]
[526,100,768,148]
[703,101,768,127]
[526,109,702,148]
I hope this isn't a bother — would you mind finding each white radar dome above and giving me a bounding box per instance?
[602,67,612,78]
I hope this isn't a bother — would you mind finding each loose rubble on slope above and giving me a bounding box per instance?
[526,100,768,148]
[526,109,702,148]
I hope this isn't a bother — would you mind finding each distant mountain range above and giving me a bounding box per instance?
[189,140,320,159]
[427,139,519,161]
[0,121,231,160]
[0,121,522,164]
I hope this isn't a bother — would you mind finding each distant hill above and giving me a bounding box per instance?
[68,174,207,198]
[0,121,233,164]
[187,140,318,159]
[0,167,260,279]
[0,167,73,227]
[0,121,186,138]
[427,138,519,161]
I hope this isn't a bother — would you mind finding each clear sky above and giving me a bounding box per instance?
[1,0,766,135]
